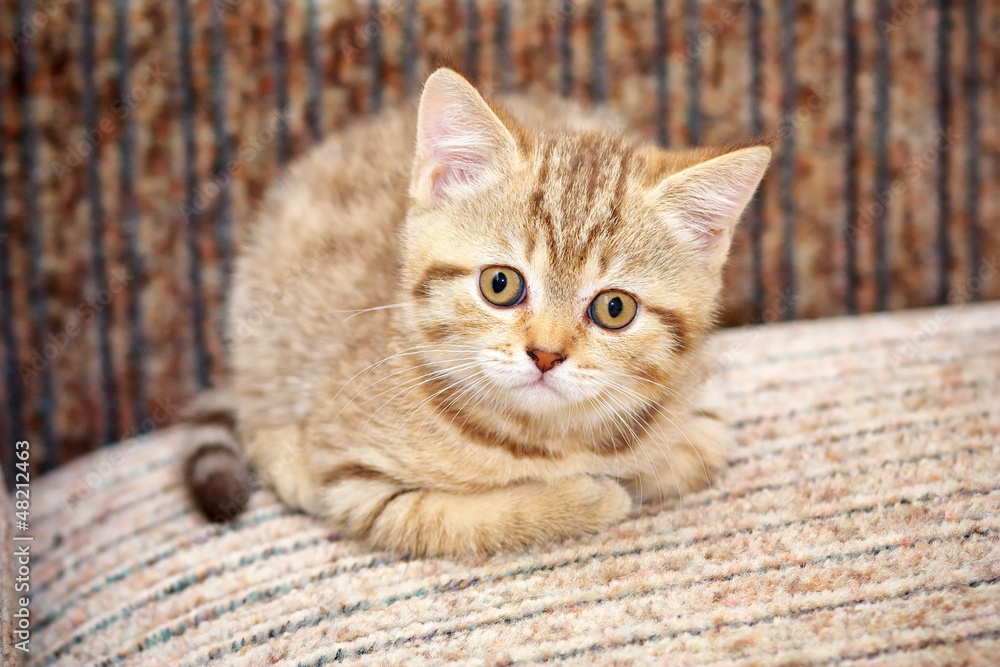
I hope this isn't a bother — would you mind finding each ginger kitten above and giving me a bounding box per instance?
[182,68,770,557]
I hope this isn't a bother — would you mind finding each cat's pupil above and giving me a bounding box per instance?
[492,272,507,294]
[608,296,623,318]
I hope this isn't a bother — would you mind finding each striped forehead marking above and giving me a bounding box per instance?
[527,136,636,285]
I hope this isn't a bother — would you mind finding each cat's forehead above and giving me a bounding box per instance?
[508,132,730,277]
[527,133,638,215]
[512,133,656,285]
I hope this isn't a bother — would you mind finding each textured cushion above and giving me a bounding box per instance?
[1,474,18,662]
[29,303,1000,665]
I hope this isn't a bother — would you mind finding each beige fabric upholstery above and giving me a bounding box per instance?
[28,303,1000,665]
[1,473,20,664]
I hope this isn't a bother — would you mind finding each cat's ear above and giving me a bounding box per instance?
[410,68,519,205]
[654,146,771,267]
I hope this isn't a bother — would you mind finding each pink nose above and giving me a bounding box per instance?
[527,348,566,373]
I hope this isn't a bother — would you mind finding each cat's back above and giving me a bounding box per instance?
[228,102,419,425]
[243,99,417,268]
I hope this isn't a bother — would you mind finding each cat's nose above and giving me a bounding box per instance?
[527,348,566,373]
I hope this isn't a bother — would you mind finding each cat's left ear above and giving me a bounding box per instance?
[411,68,520,206]
[654,146,771,269]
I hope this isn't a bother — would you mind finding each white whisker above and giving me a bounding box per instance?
[331,302,412,322]
[603,378,714,496]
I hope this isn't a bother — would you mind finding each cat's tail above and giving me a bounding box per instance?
[179,388,253,522]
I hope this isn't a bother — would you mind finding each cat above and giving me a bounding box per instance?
[181,68,771,557]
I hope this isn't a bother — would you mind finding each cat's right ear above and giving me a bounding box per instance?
[410,68,519,206]
[652,146,771,271]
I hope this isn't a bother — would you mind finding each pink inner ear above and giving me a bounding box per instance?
[654,147,771,259]
[693,223,726,252]
[688,192,743,251]
[422,119,496,197]
[667,190,735,254]
[428,162,478,199]
[426,134,489,195]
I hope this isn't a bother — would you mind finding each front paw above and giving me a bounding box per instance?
[630,410,731,505]
[568,475,634,529]
[597,477,635,526]
[682,410,732,484]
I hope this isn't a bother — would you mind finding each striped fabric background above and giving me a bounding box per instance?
[1,0,998,477]
[22,302,1000,665]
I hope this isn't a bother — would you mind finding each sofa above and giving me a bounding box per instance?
[3,302,997,664]
[3,0,999,664]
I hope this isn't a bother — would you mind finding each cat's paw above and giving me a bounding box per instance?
[245,426,321,514]
[561,475,633,529]
[354,476,634,556]
[682,409,732,483]
[594,476,635,526]
[630,409,732,506]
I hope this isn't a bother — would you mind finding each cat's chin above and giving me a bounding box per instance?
[520,377,562,396]
[506,377,574,412]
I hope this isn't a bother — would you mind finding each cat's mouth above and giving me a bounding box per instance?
[518,375,563,400]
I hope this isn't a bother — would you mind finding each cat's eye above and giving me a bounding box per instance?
[589,291,638,330]
[479,266,526,307]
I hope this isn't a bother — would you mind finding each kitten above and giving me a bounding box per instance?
[181,68,770,557]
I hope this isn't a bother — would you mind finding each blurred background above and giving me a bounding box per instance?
[0,0,997,483]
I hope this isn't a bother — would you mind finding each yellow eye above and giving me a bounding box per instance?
[589,291,638,330]
[479,266,526,307]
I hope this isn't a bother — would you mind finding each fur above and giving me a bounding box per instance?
[182,69,770,557]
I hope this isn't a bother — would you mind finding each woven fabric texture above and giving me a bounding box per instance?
[23,302,1000,665]
[3,0,999,472]
[1,474,17,661]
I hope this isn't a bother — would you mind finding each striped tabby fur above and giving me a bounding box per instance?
[182,69,770,556]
